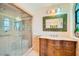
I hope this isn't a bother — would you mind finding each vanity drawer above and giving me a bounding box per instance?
[54,49,64,56]
[63,41,76,46]
[40,38,47,44]
[63,41,76,49]
[47,46,55,56]
[48,40,63,49]
[64,49,76,56]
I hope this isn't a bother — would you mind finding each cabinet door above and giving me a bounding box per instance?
[39,38,47,56]
[63,49,76,56]
[54,40,64,56]
[47,40,55,56]
[47,40,64,56]
[63,41,76,56]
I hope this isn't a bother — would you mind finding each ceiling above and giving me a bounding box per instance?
[14,3,53,15]
[14,3,71,16]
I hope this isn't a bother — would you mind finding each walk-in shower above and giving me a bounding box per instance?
[0,3,32,56]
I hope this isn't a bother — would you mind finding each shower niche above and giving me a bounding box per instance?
[0,3,32,56]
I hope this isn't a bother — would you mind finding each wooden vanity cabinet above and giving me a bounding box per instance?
[39,38,77,56]
[39,38,48,56]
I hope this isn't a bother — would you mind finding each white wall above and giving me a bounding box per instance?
[32,3,74,38]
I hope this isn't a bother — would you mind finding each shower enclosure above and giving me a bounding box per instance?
[0,3,32,56]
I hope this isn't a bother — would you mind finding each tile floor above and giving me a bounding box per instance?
[23,48,38,56]
[26,51,38,56]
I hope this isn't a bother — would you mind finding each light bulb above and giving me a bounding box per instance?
[56,8,62,14]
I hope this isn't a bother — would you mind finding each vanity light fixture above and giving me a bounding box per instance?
[47,9,56,16]
[56,8,63,14]
[47,8,63,16]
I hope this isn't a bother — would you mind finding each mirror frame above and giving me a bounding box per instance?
[43,14,67,32]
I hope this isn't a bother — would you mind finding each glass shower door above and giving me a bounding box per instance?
[9,18,32,56]
[0,3,32,56]
[0,16,32,56]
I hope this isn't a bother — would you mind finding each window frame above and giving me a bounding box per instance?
[3,16,10,32]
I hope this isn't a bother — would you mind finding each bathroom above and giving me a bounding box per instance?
[0,3,79,56]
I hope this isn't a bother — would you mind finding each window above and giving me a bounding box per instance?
[3,17,10,32]
[15,21,20,31]
[15,21,23,31]
[15,17,23,31]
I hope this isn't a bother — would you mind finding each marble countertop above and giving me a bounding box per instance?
[39,35,77,42]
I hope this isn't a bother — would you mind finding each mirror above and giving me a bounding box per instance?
[43,14,67,31]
